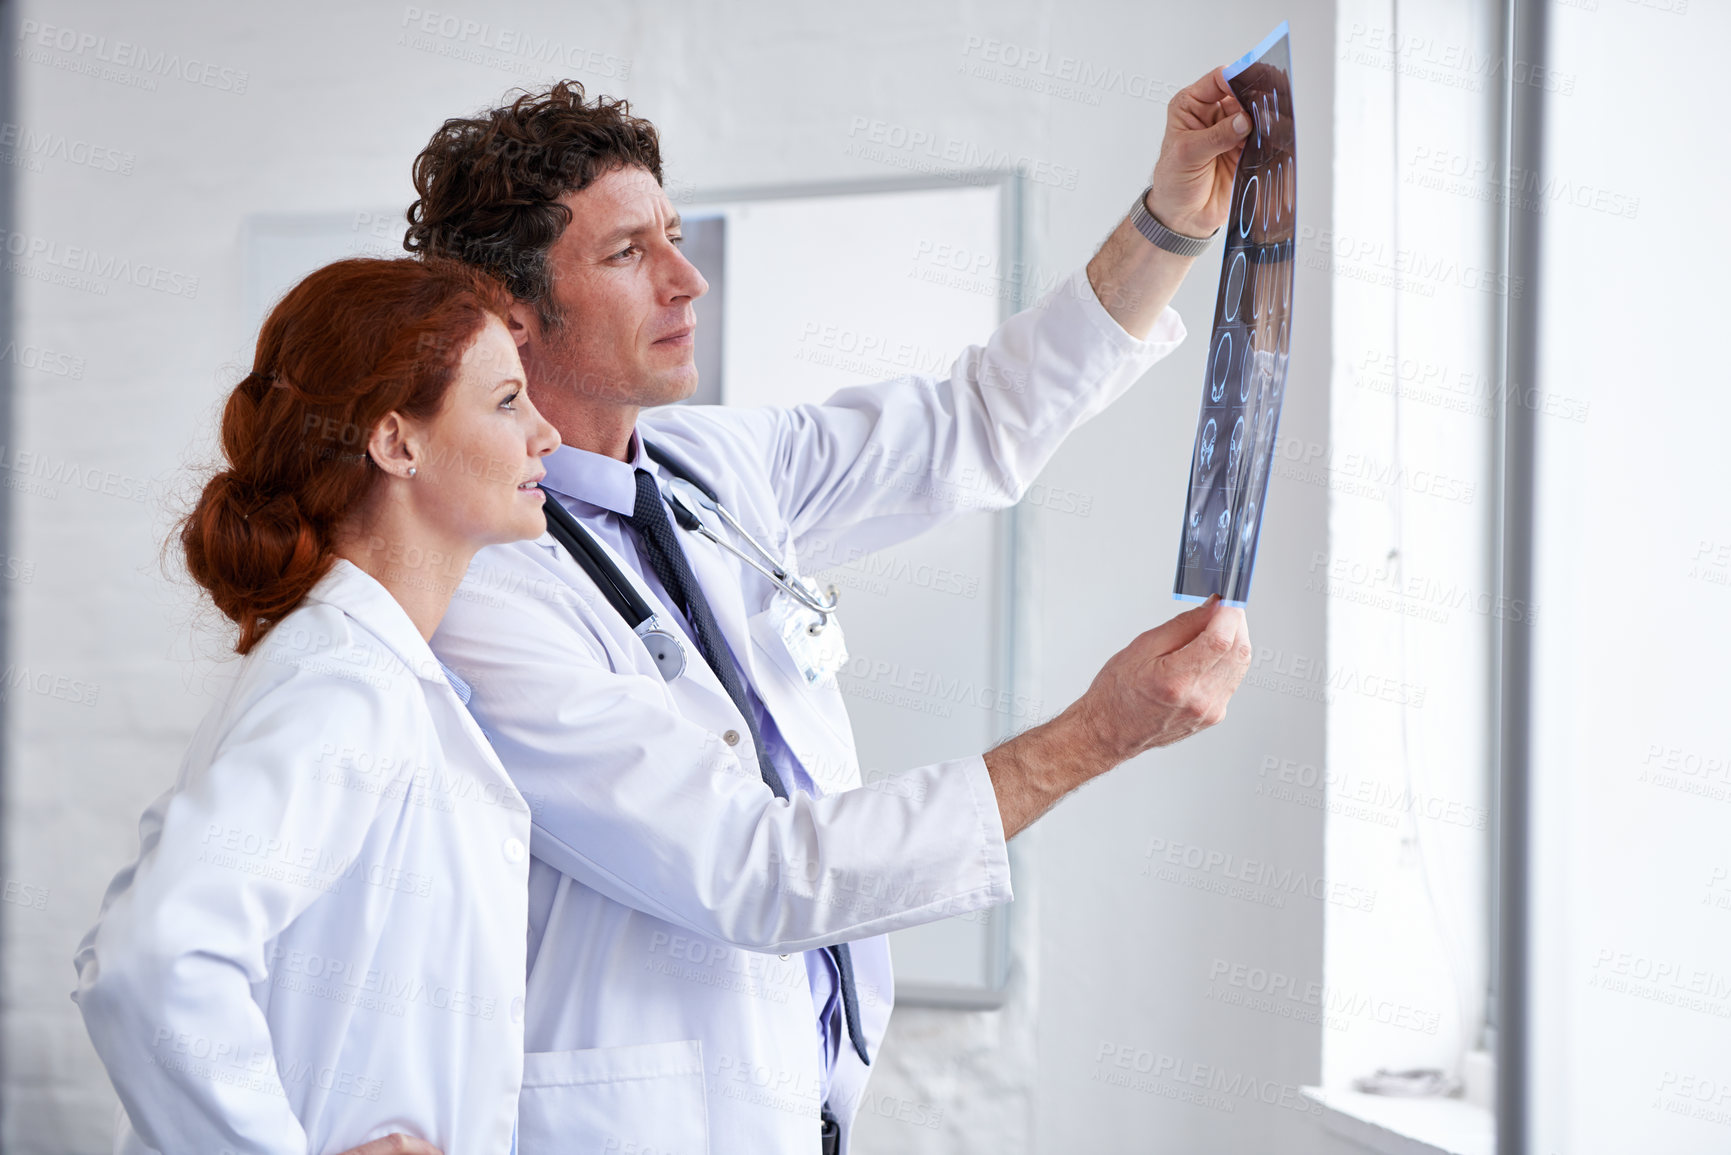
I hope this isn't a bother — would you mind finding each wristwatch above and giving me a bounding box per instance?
[1130,187,1218,257]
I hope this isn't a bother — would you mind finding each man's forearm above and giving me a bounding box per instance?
[982,701,1119,839]
[1085,201,1203,341]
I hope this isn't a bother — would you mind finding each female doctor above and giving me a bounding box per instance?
[74,256,559,1154]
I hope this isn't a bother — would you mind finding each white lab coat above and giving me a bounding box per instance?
[430,268,1185,1154]
[75,560,532,1155]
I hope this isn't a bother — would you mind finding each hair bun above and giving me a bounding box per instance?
[182,470,329,651]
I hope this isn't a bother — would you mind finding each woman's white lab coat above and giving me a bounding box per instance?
[74,560,532,1155]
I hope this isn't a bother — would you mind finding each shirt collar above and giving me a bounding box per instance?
[438,661,473,704]
[540,428,655,517]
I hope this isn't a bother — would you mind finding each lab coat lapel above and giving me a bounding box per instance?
[673,518,867,793]
[303,560,446,687]
[533,527,746,732]
[644,464,871,790]
[303,561,512,786]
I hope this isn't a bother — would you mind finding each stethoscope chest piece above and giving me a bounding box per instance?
[637,624,687,681]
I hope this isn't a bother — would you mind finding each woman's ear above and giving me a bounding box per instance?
[366,412,420,479]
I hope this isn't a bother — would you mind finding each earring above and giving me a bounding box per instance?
[407,466,417,478]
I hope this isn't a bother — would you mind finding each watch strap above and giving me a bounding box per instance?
[1129,188,1217,257]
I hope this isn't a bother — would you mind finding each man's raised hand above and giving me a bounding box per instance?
[1147,68,1253,238]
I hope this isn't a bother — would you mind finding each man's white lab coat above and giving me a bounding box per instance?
[431,269,1185,1153]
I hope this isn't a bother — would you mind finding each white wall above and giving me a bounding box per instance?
[0,2,1335,1151]
[1529,3,1731,1152]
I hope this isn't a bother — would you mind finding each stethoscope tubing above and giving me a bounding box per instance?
[540,443,834,681]
[665,479,839,618]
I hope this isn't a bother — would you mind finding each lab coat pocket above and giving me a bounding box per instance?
[516,1039,709,1155]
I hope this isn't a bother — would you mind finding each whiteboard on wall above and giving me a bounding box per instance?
[240,172,1027,1007]
[240,210,404,346]
[682,176,1022,1006]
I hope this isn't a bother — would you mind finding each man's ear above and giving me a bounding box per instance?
[366,412,420,480]
[506,300,538,351]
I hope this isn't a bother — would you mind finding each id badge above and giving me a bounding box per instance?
[768,579,847,686]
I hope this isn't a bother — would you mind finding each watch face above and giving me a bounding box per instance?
[1174,22,1295,607]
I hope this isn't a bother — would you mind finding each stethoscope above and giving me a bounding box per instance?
[540,442,839,682]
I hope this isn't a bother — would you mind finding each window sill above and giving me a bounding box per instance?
[1302,1087,1494,1155]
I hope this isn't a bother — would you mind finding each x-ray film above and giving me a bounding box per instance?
[1174,22,1295,606]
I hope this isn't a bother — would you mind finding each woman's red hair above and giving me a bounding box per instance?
[181,257,511,653]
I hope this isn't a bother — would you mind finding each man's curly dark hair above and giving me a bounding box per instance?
[404,80,663,328]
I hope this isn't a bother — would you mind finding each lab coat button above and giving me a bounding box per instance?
[502,837,526,864]
[510,996,524,1023]
[779,953,790,961]
[722,729,741,747]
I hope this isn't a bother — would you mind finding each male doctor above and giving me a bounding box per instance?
[413,67,1256,1154]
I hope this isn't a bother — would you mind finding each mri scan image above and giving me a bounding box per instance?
[1247,342,1277,406]
[1225,250,1247,322]
[1173,21,1294,607]
[1211,332,1232,402]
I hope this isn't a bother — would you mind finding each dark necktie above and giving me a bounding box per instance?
[623,468,870,1067]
